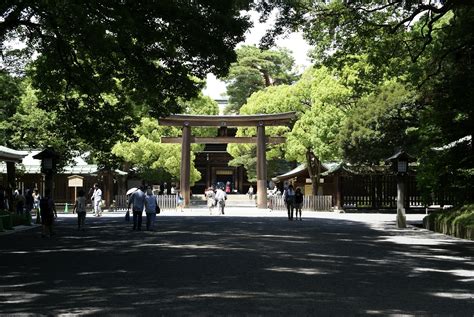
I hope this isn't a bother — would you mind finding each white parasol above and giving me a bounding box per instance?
[126,187,138,196]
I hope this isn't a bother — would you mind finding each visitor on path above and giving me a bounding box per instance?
[0,185,5,210]
[294,187,304,221]
[225,181,231,194]
[144,186,158,231]
[176,192,184,212]
[39,189,57,238]
[283,185,295,220]
[247,185,254,200]
[128,186,146,231]
[267,188,275,211]
[25,188,33,214]
[15,189,25,214]
[32,189,41,210]
[215,186,227,215]
[73,189,87,231]
[91,183,103,217]
[205,187,216,215]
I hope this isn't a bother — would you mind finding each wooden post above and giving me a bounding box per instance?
[335,174,342,210]
[256,124,267,209]
[180,124,191,207]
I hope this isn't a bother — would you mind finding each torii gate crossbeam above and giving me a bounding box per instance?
[158,112,296,209]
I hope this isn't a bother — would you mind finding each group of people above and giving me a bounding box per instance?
[282,185,304,221]
[204,186,227,215]
[127,185,160,231]
[0,186,42,215]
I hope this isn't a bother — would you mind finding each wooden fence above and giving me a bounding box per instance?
[340,174,459,209]
[112,194,177,211]
[269,195,332,211]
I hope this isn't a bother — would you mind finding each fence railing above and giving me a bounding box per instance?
[269,195,332,211]
[113,194,177,211]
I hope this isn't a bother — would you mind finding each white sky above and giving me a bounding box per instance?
[202,11,313,100]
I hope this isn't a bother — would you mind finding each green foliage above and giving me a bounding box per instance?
[1,1,252,165]
[286,103,345,163]
[0,70,22,146]
[338,80,420,164]
[228,66,350,185]
[224,45,298,113]
[423,205,474,240]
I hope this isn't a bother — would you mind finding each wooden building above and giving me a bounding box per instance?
[0,150,127,206]
[192,127,250,195]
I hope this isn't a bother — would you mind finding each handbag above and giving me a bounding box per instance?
[125,210,130,222]
[155,205,160,214]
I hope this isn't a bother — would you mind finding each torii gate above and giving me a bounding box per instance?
[159,112,296,209]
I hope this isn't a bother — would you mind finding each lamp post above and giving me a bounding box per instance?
[386,150,412,228]
[33,148,59,196]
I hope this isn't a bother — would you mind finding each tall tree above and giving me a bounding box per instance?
[338,80,420,165]
[1,1,252,164]
[223,45,298,113]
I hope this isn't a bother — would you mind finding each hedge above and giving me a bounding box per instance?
[423,204,474,240]
[0,210,32,227]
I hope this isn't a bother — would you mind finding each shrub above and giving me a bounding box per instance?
[423,204,474,240]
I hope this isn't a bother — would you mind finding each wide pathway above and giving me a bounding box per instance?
[1,209,473,315]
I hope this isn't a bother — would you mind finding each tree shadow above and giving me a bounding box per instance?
[0,215,473,315]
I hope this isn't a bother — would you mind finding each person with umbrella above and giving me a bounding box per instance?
[128,185,146,231]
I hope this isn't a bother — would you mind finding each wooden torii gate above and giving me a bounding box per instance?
[159,112,296,209]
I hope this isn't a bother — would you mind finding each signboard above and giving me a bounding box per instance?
[68,175,84,188]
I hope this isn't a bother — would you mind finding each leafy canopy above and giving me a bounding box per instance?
[223,45,298,113]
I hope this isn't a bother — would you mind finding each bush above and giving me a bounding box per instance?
[423,204,474,240]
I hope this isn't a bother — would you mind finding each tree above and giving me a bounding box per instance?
[227,83,303,181]
[112,95,219,185]
[338,80,420,165]
[284,67,350,194]
[223,45,298,113]
[228,66,350,193]
[255,1,474,203]
[0,70,22,146]
[1,1,252,164]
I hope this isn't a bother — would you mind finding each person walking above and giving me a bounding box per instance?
[73,189,87,230]
[283,185,295,221]
[15,189,25,214]
[176,192,184,212]
[215,186,227,215]
[144,186,158,231]
[91,183,103,217]
[128,186,145,231]
[32,189,41,210]
[247,185,254,200]
[25,188,34,214]
[205,187,216,215]
[39,189,57,238]
[294,187,304,221]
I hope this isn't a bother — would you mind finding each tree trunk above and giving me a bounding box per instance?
[306,150,321,195]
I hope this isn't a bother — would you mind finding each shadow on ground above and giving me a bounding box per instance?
[0,215,473,315]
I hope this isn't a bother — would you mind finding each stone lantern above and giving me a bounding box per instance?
[386,150,413,228]
[33,148,60,196]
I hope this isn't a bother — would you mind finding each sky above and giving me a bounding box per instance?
[202,11,313,100]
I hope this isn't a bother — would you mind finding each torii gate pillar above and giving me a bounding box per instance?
[256,124,267,209]
[180,124,191,207]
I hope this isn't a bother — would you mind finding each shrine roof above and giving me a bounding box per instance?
[159,112,296,127]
